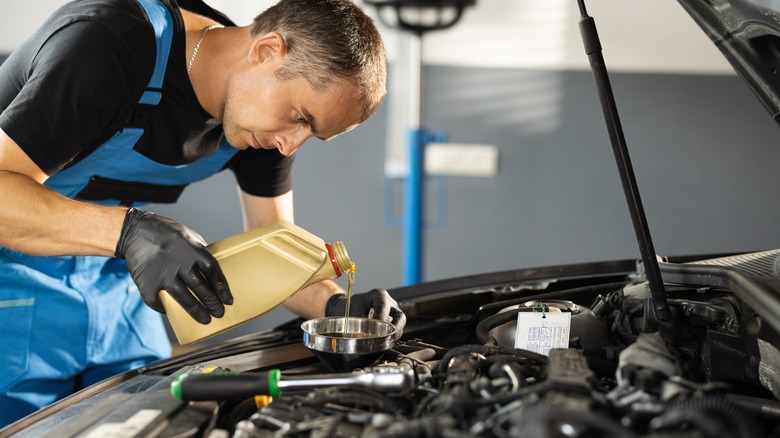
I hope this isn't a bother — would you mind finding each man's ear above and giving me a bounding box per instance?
[248,32,287,65]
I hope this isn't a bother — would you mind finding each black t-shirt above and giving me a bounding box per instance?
[0,0,293,198]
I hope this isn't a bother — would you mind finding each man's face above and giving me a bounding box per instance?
[220,57,363,156]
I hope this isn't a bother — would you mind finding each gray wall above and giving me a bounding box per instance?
[149,66,780,342]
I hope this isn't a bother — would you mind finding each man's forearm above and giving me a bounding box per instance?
[0,170,126,257]
[283,279,344,320]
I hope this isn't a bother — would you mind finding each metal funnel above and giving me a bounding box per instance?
[301,317,397,372]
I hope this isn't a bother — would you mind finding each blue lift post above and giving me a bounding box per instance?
[404,127,424,285]
[366,0,475,286]
[403,128,444,285]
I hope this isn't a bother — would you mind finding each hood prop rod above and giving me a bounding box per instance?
[576,0,671,323]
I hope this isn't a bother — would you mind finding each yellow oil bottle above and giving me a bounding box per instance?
[160,219,353,345]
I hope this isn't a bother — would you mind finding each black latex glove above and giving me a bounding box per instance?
[115,208,233,324]
[325,288,407,336]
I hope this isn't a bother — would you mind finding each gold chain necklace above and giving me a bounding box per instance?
[187,25,222,75]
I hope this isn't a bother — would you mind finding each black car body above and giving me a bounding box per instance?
[4,0,780,437]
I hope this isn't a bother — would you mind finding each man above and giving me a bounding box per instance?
[0,0,405,426]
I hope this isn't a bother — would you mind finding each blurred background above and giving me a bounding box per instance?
[2,0,778,345]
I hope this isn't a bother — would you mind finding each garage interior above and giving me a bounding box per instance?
[2,0,779,346]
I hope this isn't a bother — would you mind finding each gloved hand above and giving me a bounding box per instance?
[325,288,407,337]
[115,208,233,324]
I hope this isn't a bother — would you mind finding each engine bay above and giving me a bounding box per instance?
[202,261,780,438]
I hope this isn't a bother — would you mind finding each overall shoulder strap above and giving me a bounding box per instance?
[128,0,174,127]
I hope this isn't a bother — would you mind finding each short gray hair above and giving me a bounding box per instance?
[251,0,387,122]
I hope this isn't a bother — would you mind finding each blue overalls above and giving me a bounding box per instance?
[0,0,238,425]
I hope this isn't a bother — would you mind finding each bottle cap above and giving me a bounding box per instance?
[326,241,353,276]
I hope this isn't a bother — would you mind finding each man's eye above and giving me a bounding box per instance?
[295,114,306,123]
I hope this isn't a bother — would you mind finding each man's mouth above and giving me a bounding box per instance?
[251,134,263,150]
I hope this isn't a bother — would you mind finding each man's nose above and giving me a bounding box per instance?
[276,129,312,156]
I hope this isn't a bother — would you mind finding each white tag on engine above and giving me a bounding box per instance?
[514,311,571,355]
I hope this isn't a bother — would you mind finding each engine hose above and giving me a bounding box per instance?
[648,396,764,438]
[400,348,438,365]
[611,311,638,344]
[495,346,548,365]
[437,344,547,375]
[482,354,545,383]
[475,310,520,344]
[437,345,488,375]
[727,394,780,421]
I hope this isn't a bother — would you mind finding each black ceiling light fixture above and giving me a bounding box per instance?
[365,0,476,35]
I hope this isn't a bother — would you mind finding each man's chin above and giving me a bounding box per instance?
[221,133,249,150]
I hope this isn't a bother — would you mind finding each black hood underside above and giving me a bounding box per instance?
[678,0,780,123]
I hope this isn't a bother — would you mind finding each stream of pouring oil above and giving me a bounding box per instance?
[343,263,357,336]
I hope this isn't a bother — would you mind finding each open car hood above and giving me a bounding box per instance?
[678,0,780,123]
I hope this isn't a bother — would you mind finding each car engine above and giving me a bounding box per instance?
[197,255,780,438]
